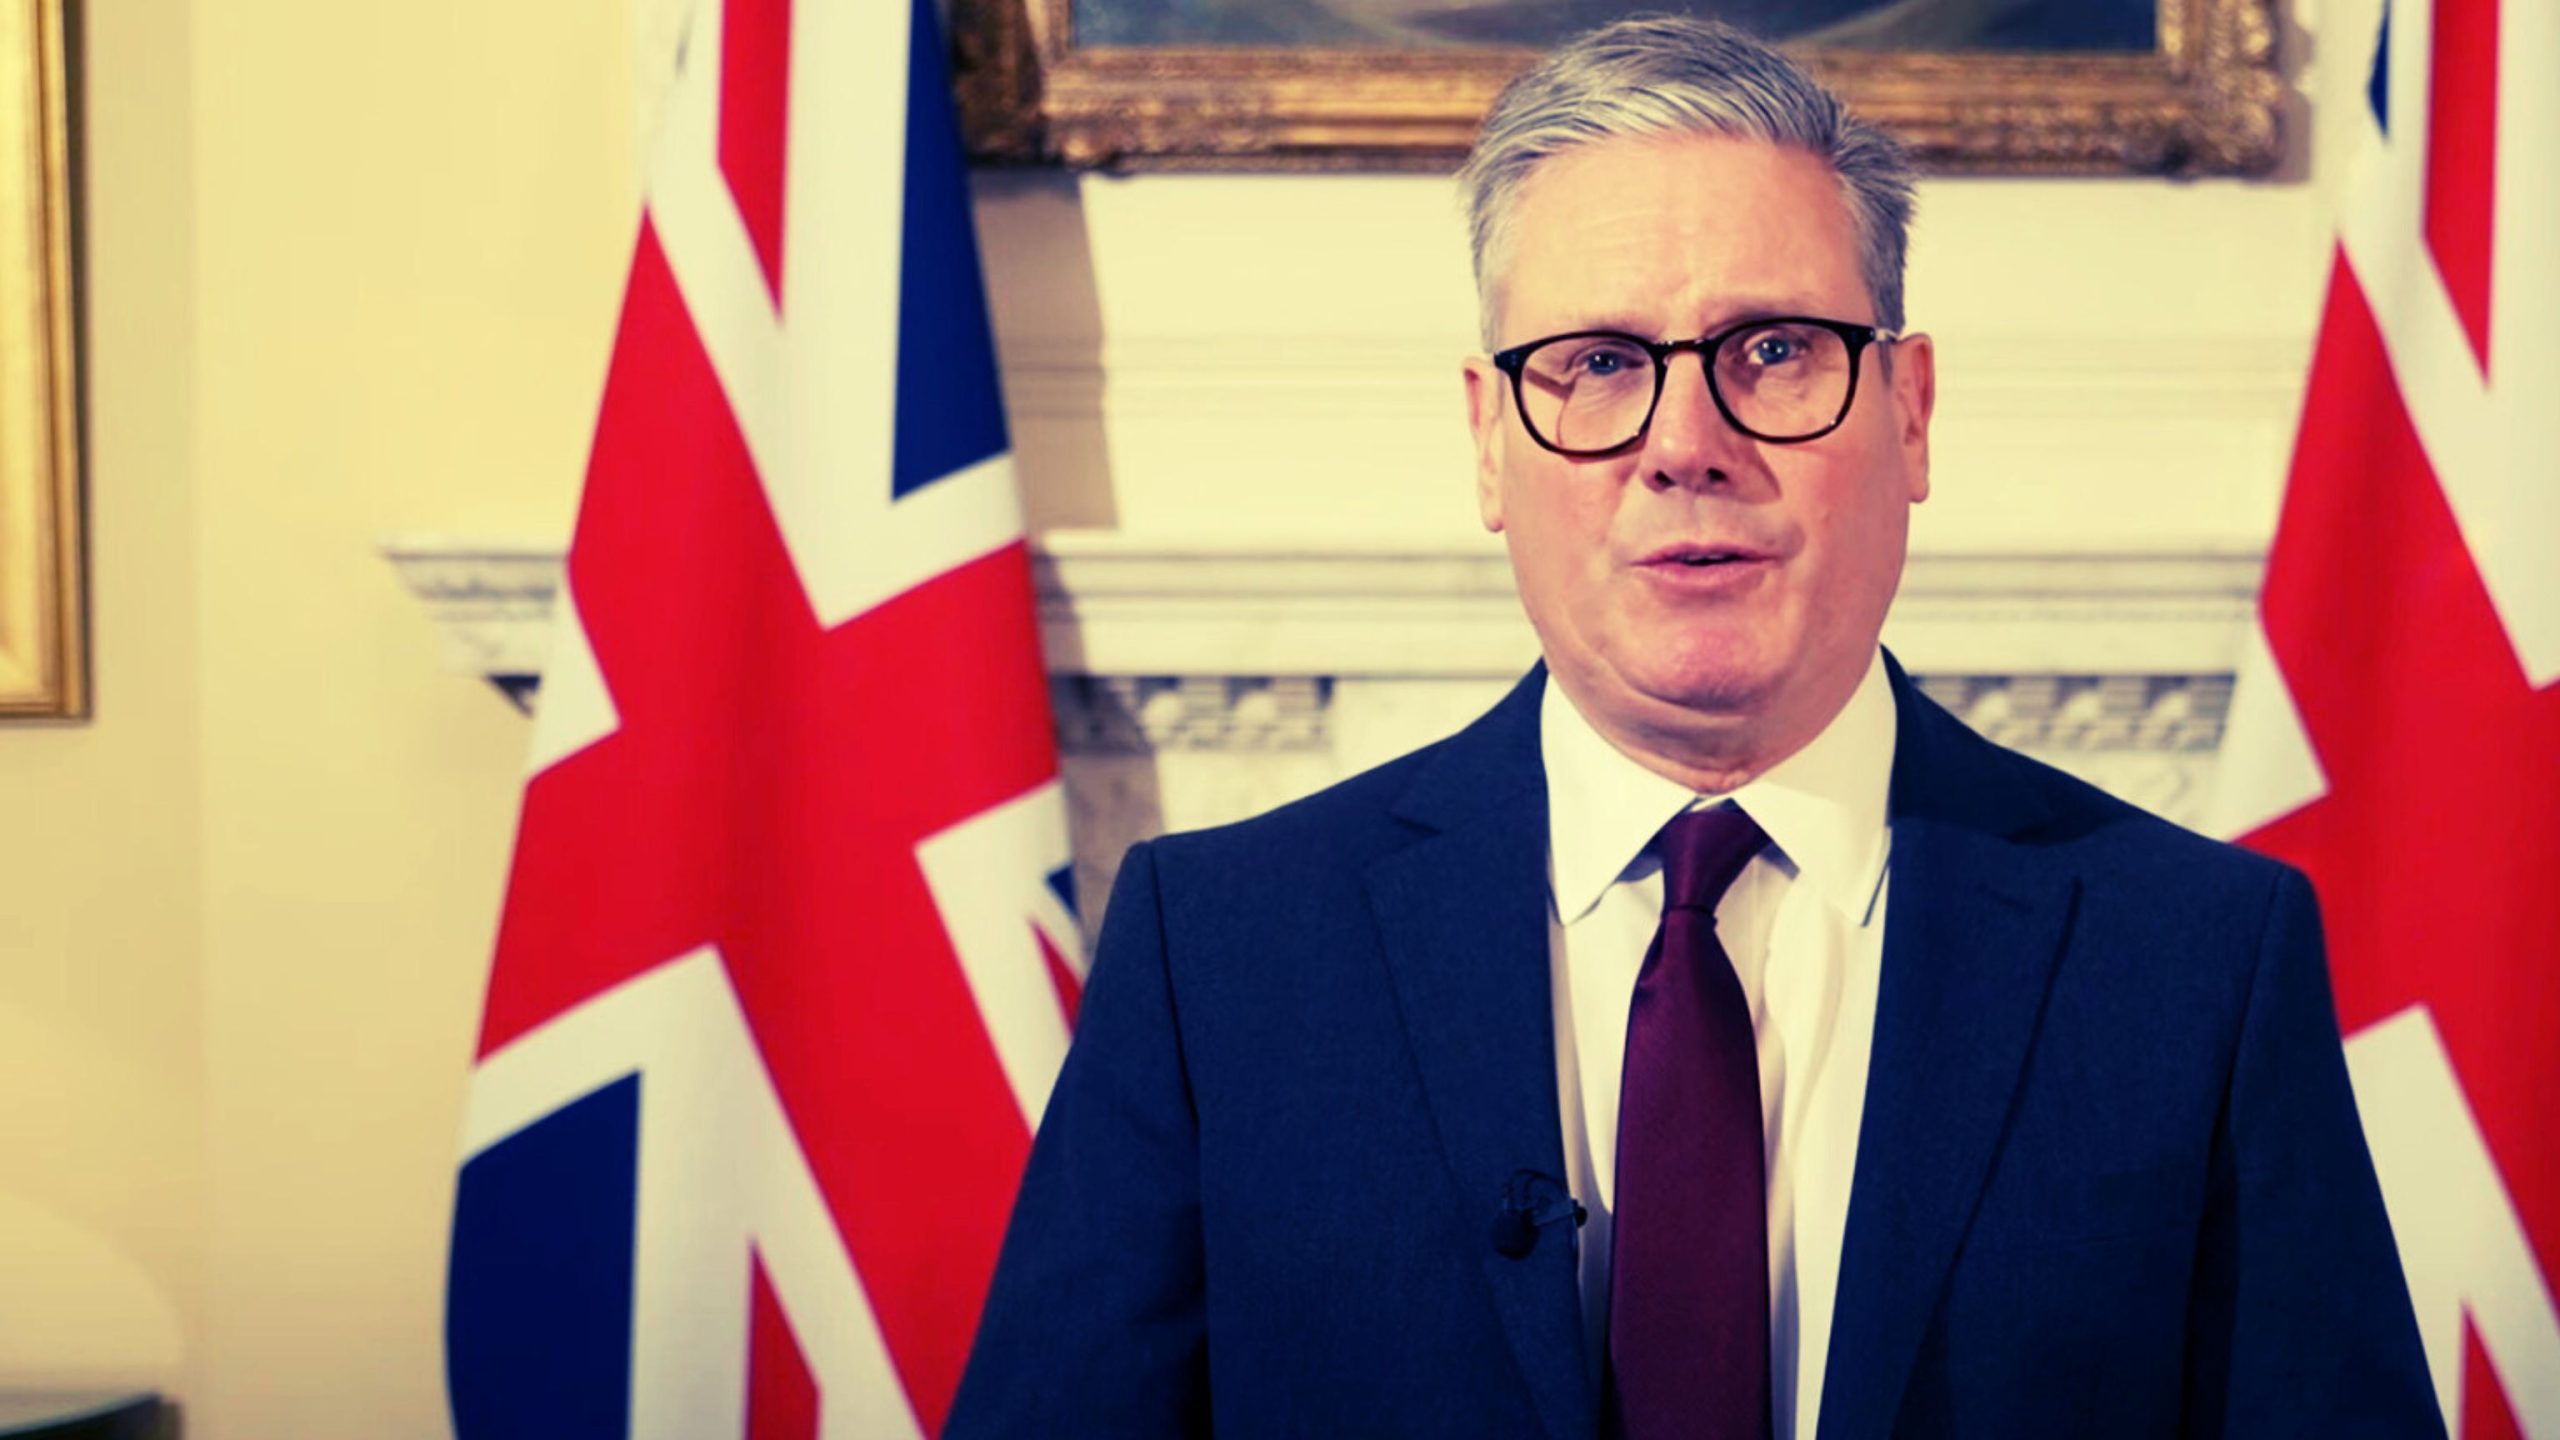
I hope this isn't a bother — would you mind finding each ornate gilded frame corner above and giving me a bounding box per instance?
[0,0,80,718]
[955,0,2283,176]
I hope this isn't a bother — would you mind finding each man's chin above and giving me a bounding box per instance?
[1548,638,1784,740]
[1613,667,1786,740]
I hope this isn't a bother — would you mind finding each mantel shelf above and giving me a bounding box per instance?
[383,530,2268,840]
[383,529,2264,687]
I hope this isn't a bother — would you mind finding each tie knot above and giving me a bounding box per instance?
[1656,805,1768,914]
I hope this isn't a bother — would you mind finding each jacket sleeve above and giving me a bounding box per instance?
[945,840,1210,1438]
[2180,865,2444,1438]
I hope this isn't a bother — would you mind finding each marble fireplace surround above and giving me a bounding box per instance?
[385,531,2260,927]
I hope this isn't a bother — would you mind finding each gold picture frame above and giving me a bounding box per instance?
[953,0,2282,175]
[0,0,78,716]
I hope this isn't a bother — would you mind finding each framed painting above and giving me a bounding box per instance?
[952,0,2283,174]
[0,0,78,717]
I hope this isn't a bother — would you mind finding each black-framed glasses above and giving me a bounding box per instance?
[1489,315,1896,456]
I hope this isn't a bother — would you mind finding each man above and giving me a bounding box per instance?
[950,16,2438,1439]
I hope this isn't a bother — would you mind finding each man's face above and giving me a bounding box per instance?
[1464,133,1934,775]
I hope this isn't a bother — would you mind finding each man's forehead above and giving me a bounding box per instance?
[1497,133,1864,331]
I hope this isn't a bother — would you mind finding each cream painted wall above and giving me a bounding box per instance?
[0,0,200,1394]
[10,0,2377,1436]
[184,3,633,1437]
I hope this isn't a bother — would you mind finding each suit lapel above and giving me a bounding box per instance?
[1817,663,2079,1440]
[1366,668,1595,1440]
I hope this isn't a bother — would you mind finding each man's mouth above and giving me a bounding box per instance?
[1641,543,1773,568]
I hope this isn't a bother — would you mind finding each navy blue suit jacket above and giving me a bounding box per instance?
[949,663,2439,1438]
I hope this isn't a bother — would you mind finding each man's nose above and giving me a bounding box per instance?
[1638,350,1750,490]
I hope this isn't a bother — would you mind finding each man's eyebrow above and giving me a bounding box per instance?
[1545,312,1654,336]
[1714,298,1832,324]
[1544,299,1844,338]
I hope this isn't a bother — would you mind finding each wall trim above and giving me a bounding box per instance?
[384,532,2262,833]
[383,529,2265,687]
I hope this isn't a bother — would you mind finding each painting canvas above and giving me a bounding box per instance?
[1072,0,2160,51]
[953,0,2283,174]
[0,0,81,718]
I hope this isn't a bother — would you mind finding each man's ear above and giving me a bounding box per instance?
[1888,332,1935,504]
[1463,355,1508,532]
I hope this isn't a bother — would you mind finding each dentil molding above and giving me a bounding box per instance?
[386,528,2260,669]
[385,532,2260,839]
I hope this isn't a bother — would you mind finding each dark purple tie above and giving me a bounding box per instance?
[1606,804,1772,1440]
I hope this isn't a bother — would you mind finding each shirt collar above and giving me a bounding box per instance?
[1541,651,1898,925]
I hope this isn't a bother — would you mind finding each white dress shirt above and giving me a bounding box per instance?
[1542,651,1896,1440]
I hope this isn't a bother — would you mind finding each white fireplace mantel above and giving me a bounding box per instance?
[383,531,2264,856]
[382,530,2262,684]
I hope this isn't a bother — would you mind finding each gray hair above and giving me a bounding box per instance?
[1456,14,1917,347]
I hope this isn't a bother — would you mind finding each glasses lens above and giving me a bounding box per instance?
[1517,334,1658,454]
[1712,321,1854,440]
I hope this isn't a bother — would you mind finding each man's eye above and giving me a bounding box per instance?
[1572,343,1646,378]
[1745,334,1803,366]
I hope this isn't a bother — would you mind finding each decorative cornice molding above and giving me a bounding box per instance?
[1053,675,1332,753]
[384,531,2267,691]
[1034,531,2264,679]
[1047,671,2236,757]
[380,538,563,687]
[1911,672,2233,754]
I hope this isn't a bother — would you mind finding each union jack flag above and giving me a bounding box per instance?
[443,1,1083,1435]
[2210,0,2560,1433]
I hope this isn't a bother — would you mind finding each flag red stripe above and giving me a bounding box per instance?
[720,0,791,306]
[2461,1318,2524,1440]
[2424,0,2498,373]
[747,1251,820,1440]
